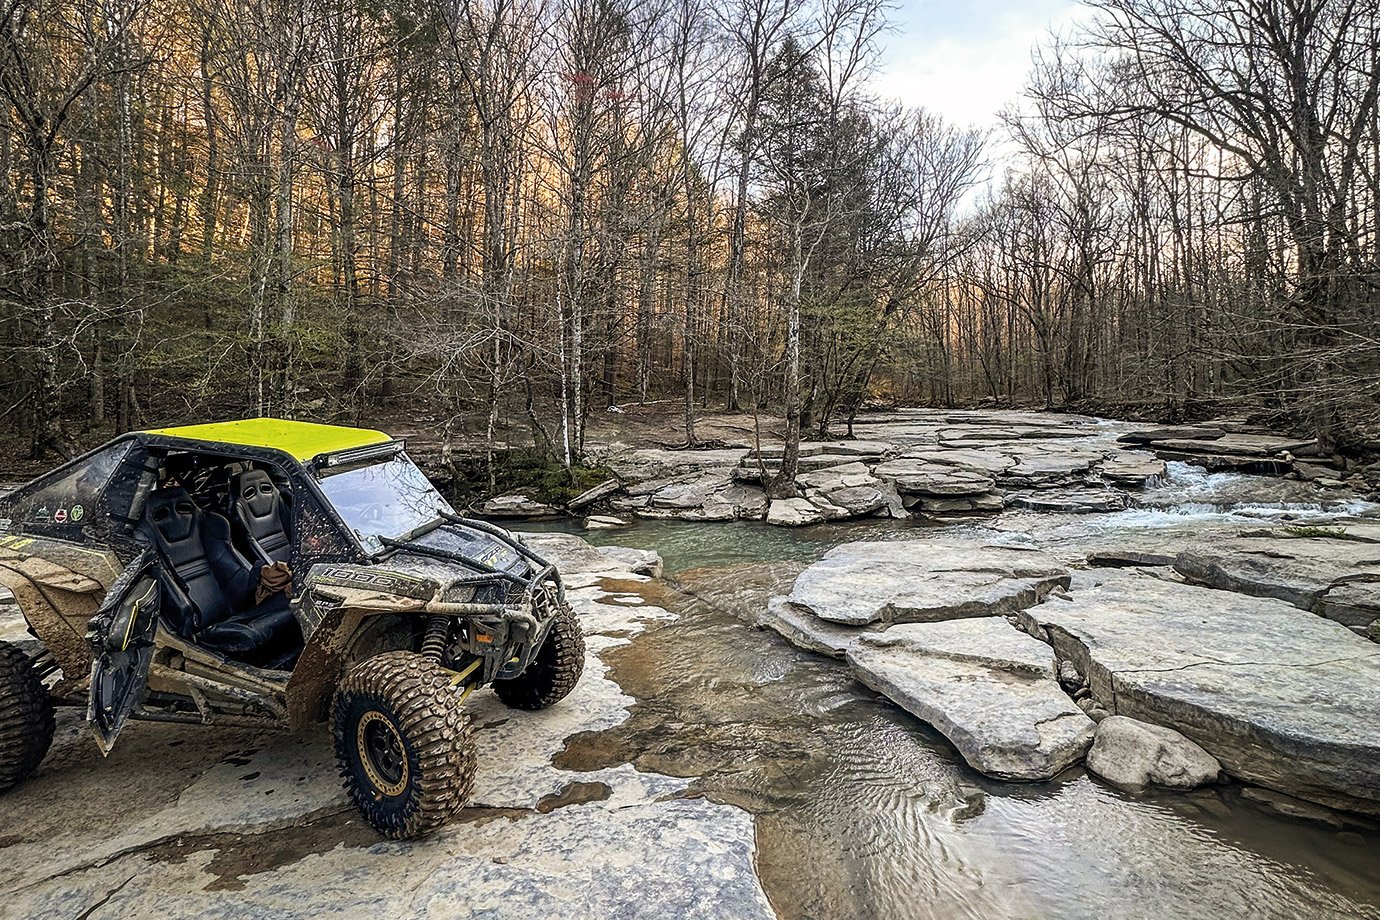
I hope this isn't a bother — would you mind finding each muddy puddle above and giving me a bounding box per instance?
[554,557,1380,920]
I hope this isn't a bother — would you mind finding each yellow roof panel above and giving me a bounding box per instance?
[142,418,393,461]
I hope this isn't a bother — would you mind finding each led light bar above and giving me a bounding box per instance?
[315,439,405,468]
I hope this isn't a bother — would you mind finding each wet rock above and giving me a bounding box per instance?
[1009,488,1129,514]
[1117,426,1226,444]
[786,539,1069,626]
[1175,534,1380,631]
[1086,716,1221,792]
[584,515,629,529]
[1240,788,1348,830]
[756,596,865,659]
[846,619,1095,781]
[766,497,826,527]
[568,479,622,510]
[481,494,557,518]
[521,533,663,578]
[1019,573,1380,815]
[1099,452,1168,487]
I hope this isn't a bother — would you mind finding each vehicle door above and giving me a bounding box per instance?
[87,548,162,754]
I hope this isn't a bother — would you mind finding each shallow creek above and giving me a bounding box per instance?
[521,464,1380,920]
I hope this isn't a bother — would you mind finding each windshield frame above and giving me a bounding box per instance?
[310,450,454,556]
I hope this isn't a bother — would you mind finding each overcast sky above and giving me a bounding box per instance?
[869,0,1090,128]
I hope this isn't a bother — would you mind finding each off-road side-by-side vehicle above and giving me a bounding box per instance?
[0,419,584,837]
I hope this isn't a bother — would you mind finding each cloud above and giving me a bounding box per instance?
[868,0,1091,128]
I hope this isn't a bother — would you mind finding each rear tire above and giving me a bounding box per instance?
[493,603,585,711]
[0,640,55,793]
[332,652,476,839]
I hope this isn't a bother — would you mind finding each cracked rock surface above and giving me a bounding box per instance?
[846,619,1095,780]
[0,539,773,920]
[786,538,1070,626]
[1019,572,1380,815]
[1174,532,1380,632]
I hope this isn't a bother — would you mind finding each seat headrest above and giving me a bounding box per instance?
[145,487,200,544]
[231,469,280,519]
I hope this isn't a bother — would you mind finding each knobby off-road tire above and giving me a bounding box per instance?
[332,651,477,839]
[0,640,55,793]
[493,603,585,711]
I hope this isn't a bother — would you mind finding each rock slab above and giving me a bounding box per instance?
[787,539,1070,626]
[846,619,1095,781]
[1175,534,1380,632]
[1020,574,1380,815]
[1086,716,1221,792]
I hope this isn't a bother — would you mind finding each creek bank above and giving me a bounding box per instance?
[472,408,1380,530]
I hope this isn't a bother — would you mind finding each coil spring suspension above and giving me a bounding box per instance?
[420,615,451,661]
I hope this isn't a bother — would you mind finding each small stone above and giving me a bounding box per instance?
[1086,716,1222,792]
[584,515,629,529]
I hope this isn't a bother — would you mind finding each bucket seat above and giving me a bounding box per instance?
[144,486,299,669]
[228,469,292,565]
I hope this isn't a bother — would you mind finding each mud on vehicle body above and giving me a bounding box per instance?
[0,418,584,837]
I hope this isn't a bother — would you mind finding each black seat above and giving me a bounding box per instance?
[143,487,299,668]
[228,469,292,565]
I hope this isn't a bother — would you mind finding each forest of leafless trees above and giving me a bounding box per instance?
[1,0,1378,479]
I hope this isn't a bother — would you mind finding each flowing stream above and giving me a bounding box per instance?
[521,463,1380,920]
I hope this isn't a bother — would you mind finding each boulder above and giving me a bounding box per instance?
[820,485,887,517]
[909,493,1004,514]
[1175,534,1380,630]
[480,494,557,518]
[1152,433,1317,457]
[596,545,664,577]
[846,619,1095,780]
[520,533,663,578]
[1018,573,1380,815]
[785,539,1069,626]
[648,472,734,510]
[1002,452,1097,486]
[795,461,875,492]
[1086,716,1221,792]
[583,515,629,529]
[766,497,825,527]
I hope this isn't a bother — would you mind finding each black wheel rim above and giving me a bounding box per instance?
[357,710,408,796]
